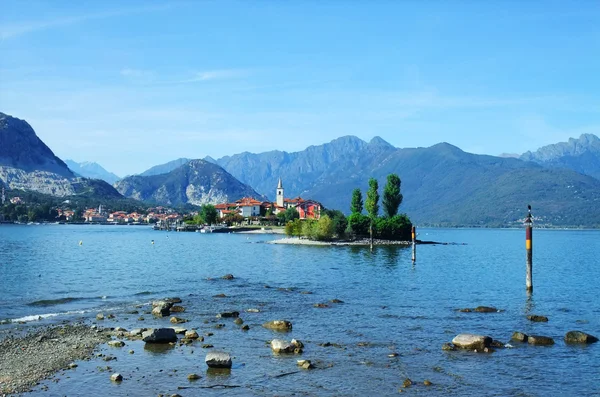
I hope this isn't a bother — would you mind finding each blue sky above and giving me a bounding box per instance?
[1,1,599,176]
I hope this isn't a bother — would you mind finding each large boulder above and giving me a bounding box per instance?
[205,351,232,368]
[263,320,293,331]
[565,331,599,344]
[451,334,492,350]
[142,328,178,343]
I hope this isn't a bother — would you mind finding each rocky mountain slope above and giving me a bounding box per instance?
[65,160,121,185]
[115,159,264,206]
[520,134,600,181]
[0,112,122,198]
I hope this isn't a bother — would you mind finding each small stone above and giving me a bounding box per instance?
[213,293,227,298]
[242,325,250,331]
[442,342,456,351]
[527,315,549,322]
[110,373,123,382]
[403,378,412,388]
[185,330,199,339]
[330,299,344,303]
[246,308,260,313]
[68,363,78,369]
[152,305,170,317]
[205,351,232,368]
[129,350,134,354]
[107,314,115,319]
[314,303,329,308]
[187,373,201,380]
[474,306,498,313]
[424,380,432,386]
[270,339,295,353]
[565,331,599,344]
[221,274,235,279]
[96,313,105,320]
[527,335,555,346]
[170,317,187,324]
[263,320,293,331]
[170,306,186,313]
[459,308,472,312]
[234,318,244,325]
[452,334,492,350]
[202,344,214,348]
[217,311,240,318]
[511,332,528,342]
[108,340,125,348]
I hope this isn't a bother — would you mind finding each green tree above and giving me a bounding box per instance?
[314,215,334,241]
[350,188,363,214]
[382,174,403,218]
[201,204,218,225]
[325,209,347,238]
[365,178,379,218]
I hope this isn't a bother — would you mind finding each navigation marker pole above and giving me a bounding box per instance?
[525,205,533,293]
[411,226,416,262]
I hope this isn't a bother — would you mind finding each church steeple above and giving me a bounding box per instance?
[276,177,284,207]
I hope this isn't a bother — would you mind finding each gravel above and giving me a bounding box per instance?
[0,323,111,395]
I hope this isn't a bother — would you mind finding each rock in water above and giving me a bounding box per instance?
[511,332,528,342]
[110,373,123,382]
[565,331,599,344]
[270,339,295,353]
[527,335,555,346]
[205,351,232,368]
[152,305,170,317]
[474,306,498,313]
[142,328,177,343]
[184,330,199,339]
[527,315,549,322]
[451,334,493,350]
[263,320,293,331]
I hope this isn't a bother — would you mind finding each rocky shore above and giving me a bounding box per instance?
[0,323,111,395]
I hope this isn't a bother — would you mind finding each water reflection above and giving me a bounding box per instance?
[206,367,232,378]
[143,343,175,354]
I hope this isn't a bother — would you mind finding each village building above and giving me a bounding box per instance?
[215,178,321,220]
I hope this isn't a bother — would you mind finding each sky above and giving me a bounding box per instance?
[1,1,599,177]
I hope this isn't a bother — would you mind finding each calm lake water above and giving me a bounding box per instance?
[0,225,599,396]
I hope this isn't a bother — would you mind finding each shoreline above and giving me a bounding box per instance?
[268,237,412,246]
[0,323,111,395]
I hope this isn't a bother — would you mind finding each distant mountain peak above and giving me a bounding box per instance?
[368,136,394,149]
[65,159,121,185]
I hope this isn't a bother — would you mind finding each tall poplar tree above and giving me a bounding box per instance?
[350,188,363,214]
[382,173,403,218]
[365,178,379,219]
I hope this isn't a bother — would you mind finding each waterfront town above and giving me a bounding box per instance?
[0,179,322,227]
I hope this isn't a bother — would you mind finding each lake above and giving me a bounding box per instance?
[0,225,598,396]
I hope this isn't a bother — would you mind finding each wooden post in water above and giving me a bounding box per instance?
[525,205,533,293]
[411,225,416,262]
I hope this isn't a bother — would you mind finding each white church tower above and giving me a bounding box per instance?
[276,177,284,208]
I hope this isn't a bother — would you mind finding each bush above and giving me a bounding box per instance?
[346,213,370,237]
[374,214,412,240]
[314,215,334,241]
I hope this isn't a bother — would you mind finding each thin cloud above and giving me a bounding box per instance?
[181,69,248,83]
[0,4,170,41]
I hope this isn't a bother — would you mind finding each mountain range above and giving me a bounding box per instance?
[2,110,599,227]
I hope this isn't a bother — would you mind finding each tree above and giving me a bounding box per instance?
[201,204,218,225]
[382,174,403,218]
[365,178,379,245]
[365,178,379,219]
[350,188,363,214]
